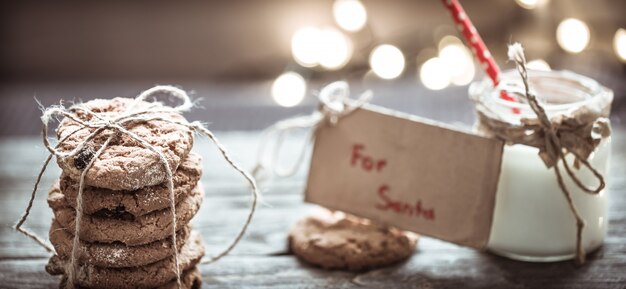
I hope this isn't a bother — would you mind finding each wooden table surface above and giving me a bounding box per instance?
[0,129,625,289]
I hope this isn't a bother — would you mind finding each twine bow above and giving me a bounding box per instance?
[479,43,610,265]
[251,81,372,183]
[15,85,260,288]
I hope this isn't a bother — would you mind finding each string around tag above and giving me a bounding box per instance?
[251,81,372,184]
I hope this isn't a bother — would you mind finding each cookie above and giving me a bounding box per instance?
[288,209,418,271]
[49,220,190,268]
[60,152,202,217]
[47,231,205,289]
[56,97,194,191]
[154,267,202,289]
[59,267,202,289]
[48,182,204,246]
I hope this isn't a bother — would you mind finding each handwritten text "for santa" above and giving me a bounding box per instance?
[351,144,435,221]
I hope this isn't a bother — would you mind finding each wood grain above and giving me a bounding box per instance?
[0,131,625,289]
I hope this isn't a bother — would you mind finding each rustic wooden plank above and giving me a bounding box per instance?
[0,130,625,288]
[1,246,625,289]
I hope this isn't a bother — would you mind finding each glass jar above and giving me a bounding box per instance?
[469,70,613,262]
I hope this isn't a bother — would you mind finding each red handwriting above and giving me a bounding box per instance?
[375,185,435,220]
[351,143,387,172]
[348,143,434,221]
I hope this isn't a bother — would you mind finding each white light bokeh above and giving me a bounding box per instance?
[333,0,367,32]
[527,59,551,71]
[271,72,306,107]
[318,28,353,70]
[437,35,463,52]
[439,43,475,86]
[420,57,450,90]
[291,27,352,70]
[369,44,405,80]
[614,28,626,62]
[557,18,590,54]
[291,27,322,67]
[515,0,548,9]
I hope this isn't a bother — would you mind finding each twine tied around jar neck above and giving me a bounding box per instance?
[475,43,612,265]
[14,86,260,289]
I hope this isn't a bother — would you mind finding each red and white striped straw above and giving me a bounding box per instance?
[440,0,519,106]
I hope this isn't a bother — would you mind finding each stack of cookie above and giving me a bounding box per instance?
[44,98,205,289]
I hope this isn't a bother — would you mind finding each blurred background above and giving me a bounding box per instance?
[1,0,625,136]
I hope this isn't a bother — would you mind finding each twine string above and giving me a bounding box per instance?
[14,154,55,253]
[14,85,260,289]
[252,81,372,183]
[193,123,260,264]
[68,134,116,288]
[507,43,606,265]
[15,119,102,253]
[251,113,322,182]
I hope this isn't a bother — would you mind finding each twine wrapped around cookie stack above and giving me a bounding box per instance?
[15,86,259,289]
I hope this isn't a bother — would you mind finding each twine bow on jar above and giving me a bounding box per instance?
[15,85,260,289]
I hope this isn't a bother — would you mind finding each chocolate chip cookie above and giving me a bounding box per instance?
[154,267,202,289]
[48,182,204,246]
[47,230,205,289]
[56,97,194,191]
[289,209,418,271]
[59,267,202,289]
[49,220,190,268]
[59,152,202,217]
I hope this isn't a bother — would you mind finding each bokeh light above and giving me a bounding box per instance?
[271,72,306,107]
[514,0,548,10]
[369,44,405,80]
[333,0,367,32]
[420,57,450,90]
[437,35,463,52]
[527,59,551,71]
[291,27,352,70]
[438,43,475,86]
[318,28,353,70]
[614,28,626,62]
[291,27,322,67]
[556,18,590,54]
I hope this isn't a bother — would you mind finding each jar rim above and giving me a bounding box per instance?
[470,69,611,113]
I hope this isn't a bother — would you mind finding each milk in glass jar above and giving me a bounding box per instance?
[469,69,613,262]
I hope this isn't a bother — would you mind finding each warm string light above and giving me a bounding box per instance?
[291,27,353,70]
[278,1,607,106]
[439,42,475,86]
[333,0,367,32]
[419,36,475,90]
[514,0,549,10]
[614,28,626,63]
[318,28,353,70]
[281,0,366,106]
[271,72,306,107]
[420,57,449,90]
[557,18,590,54]
[369,44,405,80]
[291,27,322,67]
[288,0,546,100]
[527,59,552,71]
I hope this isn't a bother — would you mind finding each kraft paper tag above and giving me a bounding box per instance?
[304,104,504,249]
